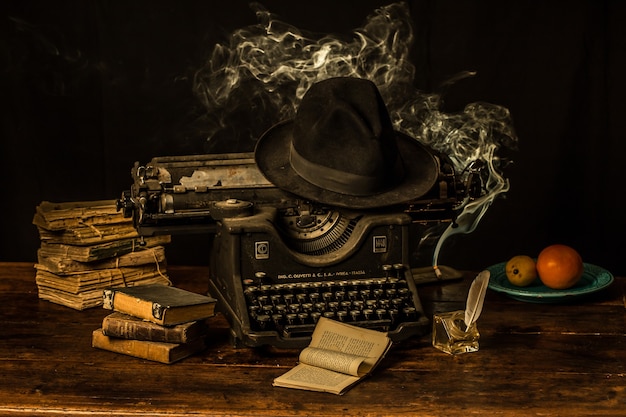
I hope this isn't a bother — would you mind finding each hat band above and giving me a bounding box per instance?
[289,143,399,196]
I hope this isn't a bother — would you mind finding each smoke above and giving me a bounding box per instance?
[192,2,518,267]
[193,2,417,150]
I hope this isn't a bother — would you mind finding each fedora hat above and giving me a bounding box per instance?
[254,77,439,209]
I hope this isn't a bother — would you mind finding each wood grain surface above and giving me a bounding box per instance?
[1,262,624,416]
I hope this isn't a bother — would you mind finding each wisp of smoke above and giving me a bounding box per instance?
[192,2,518,268]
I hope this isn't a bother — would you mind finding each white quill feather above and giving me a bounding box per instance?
[464,270,491,327]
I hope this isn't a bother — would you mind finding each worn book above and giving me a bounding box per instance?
[102,312,209,343]
[103,284,217,326]
[272,317,392,395]
[36,272,172,310]
[36,246,167,274]
[38,235,171,262]
[33,200,124,231]
[92,329,206,364]
[35,265,170,294]
[35,222,140,246]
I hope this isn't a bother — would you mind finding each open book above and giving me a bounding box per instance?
[273,317,392,395]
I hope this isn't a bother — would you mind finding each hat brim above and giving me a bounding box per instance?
[254,121,440,209]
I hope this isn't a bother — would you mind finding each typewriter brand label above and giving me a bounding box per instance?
[255,241,270,259]
[277,270,366,280]
[373,236,388,253]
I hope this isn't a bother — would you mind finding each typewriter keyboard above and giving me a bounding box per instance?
[242,265,421,338]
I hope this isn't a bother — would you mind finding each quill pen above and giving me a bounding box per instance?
[464,270,491,327]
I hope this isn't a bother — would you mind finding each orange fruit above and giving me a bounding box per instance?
[505,255,538,287]
[536,244,584,289]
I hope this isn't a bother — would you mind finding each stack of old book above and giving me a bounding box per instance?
[92,284,217,364]
[33,200,172,310]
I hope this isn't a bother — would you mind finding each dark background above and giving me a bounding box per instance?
[2,1,625,275]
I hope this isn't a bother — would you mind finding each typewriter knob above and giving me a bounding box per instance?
[116,191,134,218]
[211,199,254,220]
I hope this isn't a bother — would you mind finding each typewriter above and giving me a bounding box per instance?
[116,150,480,348]
[116,78,484,348]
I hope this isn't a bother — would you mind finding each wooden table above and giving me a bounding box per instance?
[1,262,624,416]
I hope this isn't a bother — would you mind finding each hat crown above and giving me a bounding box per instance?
[254,76,439,209]
[289,77,404,196]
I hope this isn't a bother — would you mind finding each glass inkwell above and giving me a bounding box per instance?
[432,270,490,354]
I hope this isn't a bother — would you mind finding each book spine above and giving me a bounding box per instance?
[102,316,196,343]
[91,329,204,364]
[103,289,166,325]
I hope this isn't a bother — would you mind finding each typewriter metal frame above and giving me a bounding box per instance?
[117,151,481,348]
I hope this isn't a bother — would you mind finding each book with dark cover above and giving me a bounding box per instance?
[92,329,206,364]
[103,284,217,326]
[102,312,209,343]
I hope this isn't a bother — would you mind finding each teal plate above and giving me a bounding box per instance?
[486,262,614,303]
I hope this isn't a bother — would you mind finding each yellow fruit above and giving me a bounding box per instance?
[505,255,538,287]
[536,244,584,290]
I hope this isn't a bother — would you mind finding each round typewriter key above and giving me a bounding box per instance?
[336,310,348,322]
[244,287,258,302]
[311,312,321,323]
[389,308,399,323]
[323,311,336,319]
[392,298,404,308]
[403,306,417,319]
[272,313,284,326]
[298,312,309,324]
[255,314,270,329]
[350,310,362,321]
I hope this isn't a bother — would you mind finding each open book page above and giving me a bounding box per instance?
[308,317,392,372]
[298,347,368,376]
[273,317,392,395]
[272,363,360,394]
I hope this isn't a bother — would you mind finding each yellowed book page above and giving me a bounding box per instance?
[298,347,367,377]
[273,364,359,395]
[308,317,391,372]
